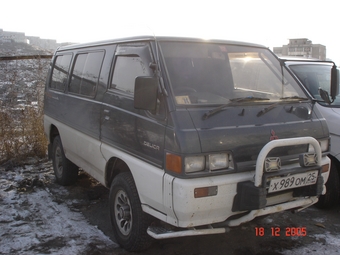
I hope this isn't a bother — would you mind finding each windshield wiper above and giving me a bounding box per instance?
[280,96,308,101]
[202,103,230,120]
[229,96,270,102]
[257,97,308,117]
[202,97,270,120]
[257,103,278,117]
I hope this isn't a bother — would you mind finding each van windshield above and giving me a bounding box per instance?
[288,64,340,107]
[159,42,307,105]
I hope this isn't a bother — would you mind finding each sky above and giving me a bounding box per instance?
[1,0,339,65]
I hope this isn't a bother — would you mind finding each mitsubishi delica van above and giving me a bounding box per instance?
[283,59,340,208]
[44,36,331,251]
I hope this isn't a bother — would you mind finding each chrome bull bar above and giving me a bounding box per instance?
[254,137,322,187]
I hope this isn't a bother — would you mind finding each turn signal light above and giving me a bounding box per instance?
[166,153,182,173]
[194,186,218,198]
[321,164,329,173]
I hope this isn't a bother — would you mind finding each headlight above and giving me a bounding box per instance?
[299,153,318,167]
[264,157,281,172]
[166,152,233,174]
[209,154,229,170]
[320,139,330,152]
[185,156,205,173]
[184,153,230,173]
[308,139,329,153]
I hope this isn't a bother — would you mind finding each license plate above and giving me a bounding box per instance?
[268,170,318,193]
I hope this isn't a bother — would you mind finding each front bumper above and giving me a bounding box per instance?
[170,137,330,228]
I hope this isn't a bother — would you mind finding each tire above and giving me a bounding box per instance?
[52,136,78,186]
[315,162,340,209]
[109,172,153,251]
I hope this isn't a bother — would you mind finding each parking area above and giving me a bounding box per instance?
[1,160,339,255]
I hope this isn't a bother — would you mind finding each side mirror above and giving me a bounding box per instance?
[134,76,158,110]
[330,65,339,101]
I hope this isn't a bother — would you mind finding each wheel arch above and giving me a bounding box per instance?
[105,157,131,188]
[47,125,60,160]
[315,154,340,208]
[329,154,340,171]
[50,125,59,142]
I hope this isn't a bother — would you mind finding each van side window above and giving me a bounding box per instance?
[69,51,105,97]
[111,56,150,94]
[50,54,72,91]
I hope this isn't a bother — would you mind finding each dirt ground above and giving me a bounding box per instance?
[78,184,340,255]
[50,165,340,255]
[1,159,340,255]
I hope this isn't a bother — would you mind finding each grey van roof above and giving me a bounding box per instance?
[56,36,267,52]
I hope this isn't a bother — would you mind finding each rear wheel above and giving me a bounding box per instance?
[52,136,78,186]
[315,162,340,209]
[109,172,153,251]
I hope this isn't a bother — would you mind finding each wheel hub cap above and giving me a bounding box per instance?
[114,190,132,236]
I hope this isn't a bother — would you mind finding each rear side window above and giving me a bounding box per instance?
[69,51,105,97]
[50,54,72,91]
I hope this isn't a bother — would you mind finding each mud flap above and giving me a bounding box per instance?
[232,181,267,212]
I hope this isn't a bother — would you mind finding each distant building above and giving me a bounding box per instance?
[0,29,27,43]
[273,38,326,60]
[0,28,74,51]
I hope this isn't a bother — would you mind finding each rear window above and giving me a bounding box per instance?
[50,54,72,91]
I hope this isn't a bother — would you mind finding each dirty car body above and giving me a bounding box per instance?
[44,37,330,251]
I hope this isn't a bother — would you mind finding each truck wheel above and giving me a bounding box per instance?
[315,163,340,209]
[52,136,78,186]
[109,172,153,251]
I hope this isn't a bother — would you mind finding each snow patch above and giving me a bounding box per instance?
[0,162,117,254]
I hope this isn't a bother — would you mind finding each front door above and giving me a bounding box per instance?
[101,42,167,167]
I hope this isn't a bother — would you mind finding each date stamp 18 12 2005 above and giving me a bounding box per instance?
[255,227,307,237]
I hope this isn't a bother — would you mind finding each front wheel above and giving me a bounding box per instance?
[109,172,153,251]
[52,136,78,186]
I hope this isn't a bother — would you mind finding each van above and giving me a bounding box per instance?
[283,59,340,207]
[44,36,331,251]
